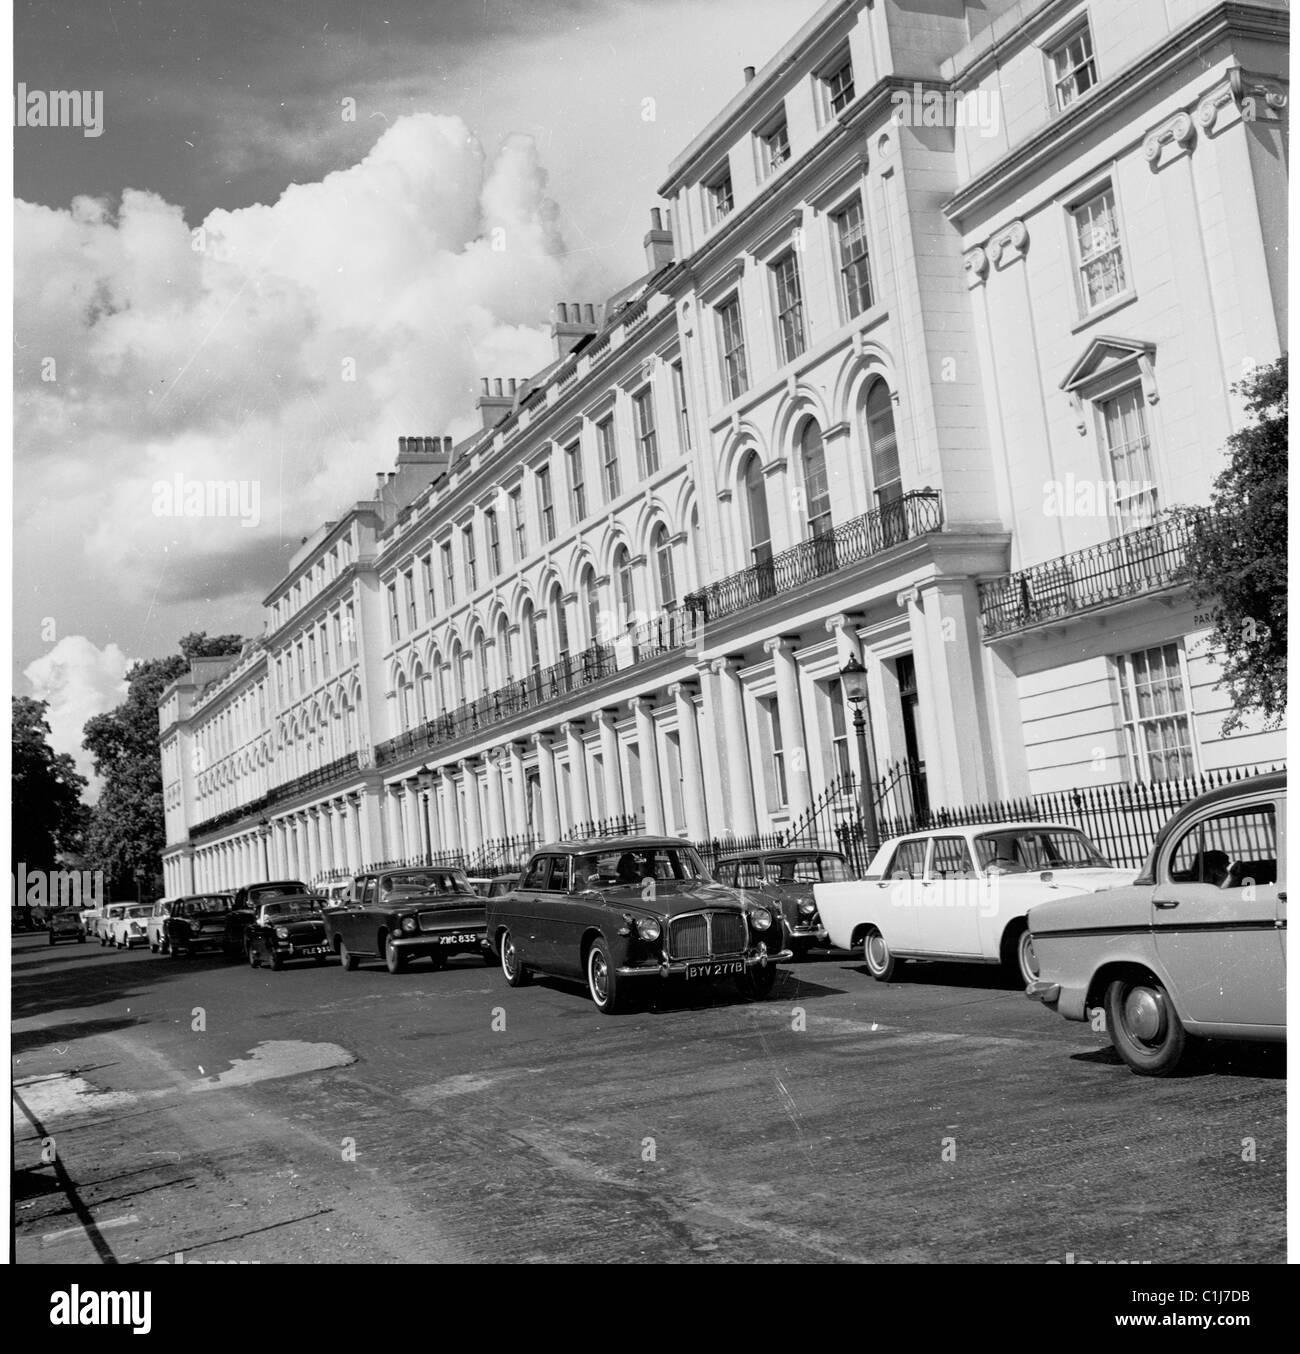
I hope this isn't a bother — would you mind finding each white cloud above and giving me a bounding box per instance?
[23,637,133,796]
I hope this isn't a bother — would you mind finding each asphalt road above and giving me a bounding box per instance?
[11,928,1285,1265]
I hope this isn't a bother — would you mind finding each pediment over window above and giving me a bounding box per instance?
[1060,336,1156,396]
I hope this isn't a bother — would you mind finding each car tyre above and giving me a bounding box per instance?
[500,929,530,987]
[586,937,624,1014]
[384,934,407,974]
[737,961,778,1000]
[266,944,284,971]
[1104,974,1189,1076]
[339,941,358,972]
[247,943,260,968]
[862,927,900,982]
[1002,921,1038,986]
[428,949,446,970]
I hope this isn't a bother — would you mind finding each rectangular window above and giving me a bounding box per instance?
[420,553,435,617]
[1116,643,1197,783]
[598,417,620,501]
[834,199,873,318]
[440,540,455,608]
[1051,21,1097,110]
[760,117,790,175]
[308,630,318,685]
[1100,386,1157,531]
[633,388,659,478]
[331,613,342,670]
[484,509,500,576]
[403,569,417,630]
[827,678,852,784]
[772,252,806,364]
[321,622,332,678]
[566,442,587,521]
[276,657,285,703]
[760,696,788,812]
[461,526,477,593]
[718,295,748,402]
[386,585,400,643]
[707,167,734,225]
[510,488,527,558]
[1072,185,1126,312]
[824,56,855,117]
[537,465,555,542]
[346,603,357,661]
[671,361,692,453]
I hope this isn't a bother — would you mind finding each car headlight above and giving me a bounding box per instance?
[402,916,418,933]
[749,908,772,931]
[799,902,816,917]
[275,926,289,940]
[635,918,661,941]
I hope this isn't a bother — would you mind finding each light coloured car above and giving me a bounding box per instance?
[98,903,131,945]
[147,898,179,953]
[80,906,103,938]
[814,822,1135,985]
[1028,773,1286,1075]
[109,903,153,949]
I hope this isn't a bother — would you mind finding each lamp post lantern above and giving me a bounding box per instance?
[839,654,881,860]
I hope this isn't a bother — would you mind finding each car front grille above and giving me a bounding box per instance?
[418,907,481,933]
[668,911,747,961]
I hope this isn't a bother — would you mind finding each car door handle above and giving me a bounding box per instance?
[1154,898,1180,909]
[1278,891,1286,902]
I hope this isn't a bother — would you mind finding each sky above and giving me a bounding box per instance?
[11,0,827,790]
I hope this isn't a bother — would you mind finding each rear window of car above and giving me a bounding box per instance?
[261,899,324,919]
[762,855,851,883]
[1166,805,1278,887]
[381,870,470,897]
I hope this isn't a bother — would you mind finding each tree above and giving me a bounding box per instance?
[11,697,88,873]
[82,632,243,896]
[1175,354,1287,732]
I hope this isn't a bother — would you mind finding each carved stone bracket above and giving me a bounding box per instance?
[963,246,989,289]
[986,220,1028,269]
[1143,110,1196,168]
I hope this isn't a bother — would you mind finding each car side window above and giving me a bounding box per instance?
[1167,806,1278,888]
[548,856,572,893]
[521,858,550,890]
[361,878,376,906]
[930,837,975,879]
[887,839,929,880]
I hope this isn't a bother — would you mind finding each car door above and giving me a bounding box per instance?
[537,855,587,977]
[916,835,981,957]
[1152,797,1284,1030]
[509,856,554,967]
[337,877,377,954]
[878,837,927,953]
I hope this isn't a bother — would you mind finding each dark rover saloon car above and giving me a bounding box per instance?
[329,866,489,973]
[245,894,332,970]
[714,848,850,958]
[485,836,790,1013]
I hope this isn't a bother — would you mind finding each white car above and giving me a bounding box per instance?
[147,898,179,953]
[97,903,130,945]
[80,906,103,938]
[109,903,153,949]
[814,822,1135,985]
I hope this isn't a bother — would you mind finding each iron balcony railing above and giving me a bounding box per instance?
[683,489,944,625]
[269,753,360,805]
[978,514,1192,639]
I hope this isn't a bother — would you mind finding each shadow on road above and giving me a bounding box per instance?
[1069,1040,1286,1080]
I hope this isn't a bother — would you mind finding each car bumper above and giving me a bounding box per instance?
[180,935,229,953]
[389,929,489,957]
[787,921,828,943]
[268,941,331,960]
[617,944,794,978]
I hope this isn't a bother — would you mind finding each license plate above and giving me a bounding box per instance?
[437,933,479,945]
[298,945,326,956]
[685,960,745,979]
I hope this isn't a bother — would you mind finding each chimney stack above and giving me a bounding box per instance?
[744,65,756,84]
[551,300,602,359]
[476,377,516,429]
[644,206,674,271]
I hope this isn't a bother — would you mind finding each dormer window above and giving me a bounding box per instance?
[823,55,855,118]
[707,167,734,226]
[1050,20,1097,110]
[760,115,790,176]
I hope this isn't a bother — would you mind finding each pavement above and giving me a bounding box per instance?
[11,929,1286,1264]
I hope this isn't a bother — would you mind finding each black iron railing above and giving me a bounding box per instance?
[269,753,360,805]
[979,514,1192,639]
[684,490,943,625]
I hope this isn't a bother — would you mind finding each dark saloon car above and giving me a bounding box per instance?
[245,895,332,970]
[165,893,246,958]
[714,849,850,958]
[48,909,86,945]
[485,836,791,1013]
[330,867,489,973]
[233,879,311,909]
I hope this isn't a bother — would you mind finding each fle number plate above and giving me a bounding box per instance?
[298,945,327,956]
[438,933,480,945]
[685,960,745,979]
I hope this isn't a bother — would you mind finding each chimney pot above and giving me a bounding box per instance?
[585,303,595,324]
[508,377,517,395]
[650,207,662,231]
[744,65,756,83]
[480,377,490,396]
[398,436,408,455]
[557,302,568,323]
[493,377,503,398]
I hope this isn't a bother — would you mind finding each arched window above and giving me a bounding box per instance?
[460,646,476,702]
[419,668,433,722]
[865,380,901,506]
[497,618,513,683]
[552,586,570,661]
[583,568,601,646]
[743,454,772,566]
[653,525,676,609]
[397,676,412,732]
[522,602,541,675]
[450,644,465,705]
[690,507,703,590]
[614,546,636,629]
[475,635,489,697]
[801,421,833,538]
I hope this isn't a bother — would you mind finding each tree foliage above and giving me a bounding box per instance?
[1176,354,1287,732]
[11,697,88,873]
[83,632,244,895]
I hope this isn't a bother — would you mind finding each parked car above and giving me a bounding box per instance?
[465,876,492,897]
[331,867,489,973]
[165,893,244,958]
[714,849,850,958]
[147,898,180,953]
[815,823,1135,985]
[108,904,153,949]
[80,905,104,939]
[485,836,790,1013]
[48,909,86,945]
[319,880,354,908]
[1028,773,1286,1075]
[486,874,519,899]
[98,903,132,946]
[232,879,310,910]
[245,894,332,970]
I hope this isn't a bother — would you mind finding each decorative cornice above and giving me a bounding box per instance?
[1143,110,1196,168]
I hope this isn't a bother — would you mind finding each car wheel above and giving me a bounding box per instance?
[150,942,158,953]
[481,949,496,967]
[1002,921,1038,986]
[48,934,56,946]
[170,940,187,959]
[499,929,530,987]
[1104,974,1189,1076]
[266,945,284,972]
[339,941,358,972]
[586,937,624,1014]
[862,927,900,982]
[428,948,446,970]
[247,943,260,968]
[384,934,406,974]
[737,961,778,1000]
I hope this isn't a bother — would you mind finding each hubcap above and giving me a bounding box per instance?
[1124,986,1166,1044]
[1020,932,1039,977]
[867,935,888,970]
[502,936,516,976]
[590,950,609,1002]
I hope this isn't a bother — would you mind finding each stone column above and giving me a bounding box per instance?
[670,681,709,840]
[344,795,363,873]
[629,697,665,835]
[764,635,812,821]
[385,784,404,862]
[484,749,507,845]
[713,657,757,836]
[533,733,560,842]
[441,770,463,854]
[421,775,441,856]
[508,743,529,839]
[460,760,484,855]
[561,721,591,828]
[595,709,625,820]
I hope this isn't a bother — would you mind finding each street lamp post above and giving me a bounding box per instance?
[839,655,881,861]
[257,818,272,881]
